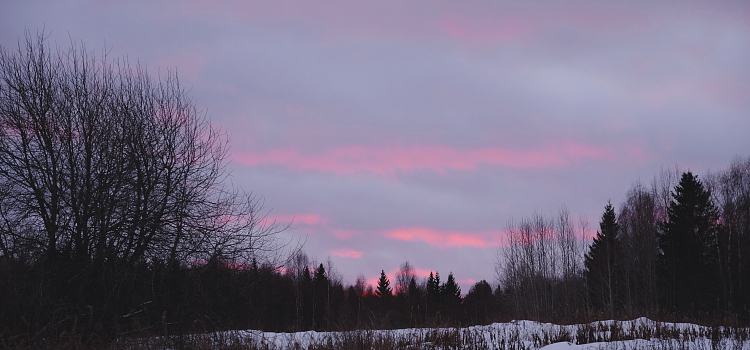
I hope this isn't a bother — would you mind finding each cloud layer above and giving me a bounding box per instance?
[3,0,749,292]
[233,142,620,176]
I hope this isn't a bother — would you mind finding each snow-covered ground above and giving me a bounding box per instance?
[147,317,750,349]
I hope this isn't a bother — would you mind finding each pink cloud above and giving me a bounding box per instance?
[175,1,651,47]
[458,278,477,286]
[232,142,616,176]
[412,268,435,278]
[263,213,329,226]
[330,248,363,258]
[385,227,499,249]
[440,17,530,44]
[627,146,647,160]
[366,277,379,291]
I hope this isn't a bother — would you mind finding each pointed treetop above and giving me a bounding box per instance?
[426,271,441,298]
[599,200,619,241]
[314,263,327,282]
[408,276,419,297]
[442,272,461,300]
[585,200,621,277]
[301,266,312,284]
[375,270,392,297]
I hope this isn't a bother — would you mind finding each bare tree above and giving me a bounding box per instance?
[0,32,293,336]
[706,156,750,312]
[556,206,585,320]
[652,165,680,224]
[501,213,553,320]
[0,32,289,269]
[288,251,311,330]
[618,180,659,315]
[395,261,416,296]
[499,208,588,322]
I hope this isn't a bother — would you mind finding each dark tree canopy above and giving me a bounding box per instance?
[585,201,622,316]
[464,280,494,324]
[314,263,327,283]
[442,272,461,301]
[408,277,420,299]
[426,271,441,300]
[659,172,720,312]
[376,270,392,297]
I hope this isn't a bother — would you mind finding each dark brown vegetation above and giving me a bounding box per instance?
[11,318,749,349]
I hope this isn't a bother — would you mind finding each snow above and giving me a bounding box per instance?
[541,342,580,350]
[150,318,750,349]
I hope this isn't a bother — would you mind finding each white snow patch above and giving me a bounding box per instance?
[542,342,581,350]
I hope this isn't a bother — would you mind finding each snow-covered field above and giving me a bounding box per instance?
[136,318,750,349]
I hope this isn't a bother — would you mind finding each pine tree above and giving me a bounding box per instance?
[313,263,327,283]
[426,271,442,302]
[301,267,313,329]
[302,266,313,285]
[585,201,622,316]
[659,172,720,312]
[375,270,392,297]
[441,272,461,301]
[312,263,328,329]
[434,272,441,296]
[407,276,423,323]
[426,272,437,297]
[464,280,494,324]
[408,277,419,298]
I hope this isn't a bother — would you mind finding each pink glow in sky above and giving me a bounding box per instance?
[233,142,618,176]
[385,227,498,249]
[4,0,748,294]
[330,248,362,259]
[440,18,530,44]
[265,213,330,226]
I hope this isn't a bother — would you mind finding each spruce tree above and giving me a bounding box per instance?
[301,267,313,329]
[433,272,441,296]
[585,201,622,316]
[426,272,437,298]
[464,280,494,324]
[408,277,420,299]
[313,263,327,283]
[659,172,720,312]
[312,263,328,329]
[375,270,392,297]
[441,272,462,301]
[302,267,313,285]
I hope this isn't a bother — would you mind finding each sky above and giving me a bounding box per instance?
[2,0,749,293]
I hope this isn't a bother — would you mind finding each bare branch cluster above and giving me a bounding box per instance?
[0,32,288,270]
[499,207,587,321]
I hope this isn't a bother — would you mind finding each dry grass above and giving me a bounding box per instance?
[5,318,749,349]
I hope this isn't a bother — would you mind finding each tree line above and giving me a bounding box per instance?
[233,255,498,331]
[498,158,750,325]
[0,31,499,345]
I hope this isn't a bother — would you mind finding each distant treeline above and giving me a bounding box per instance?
[499,156,750,325]
[6,157,749,344]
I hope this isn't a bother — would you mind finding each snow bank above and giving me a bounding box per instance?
[152,318,750,349]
